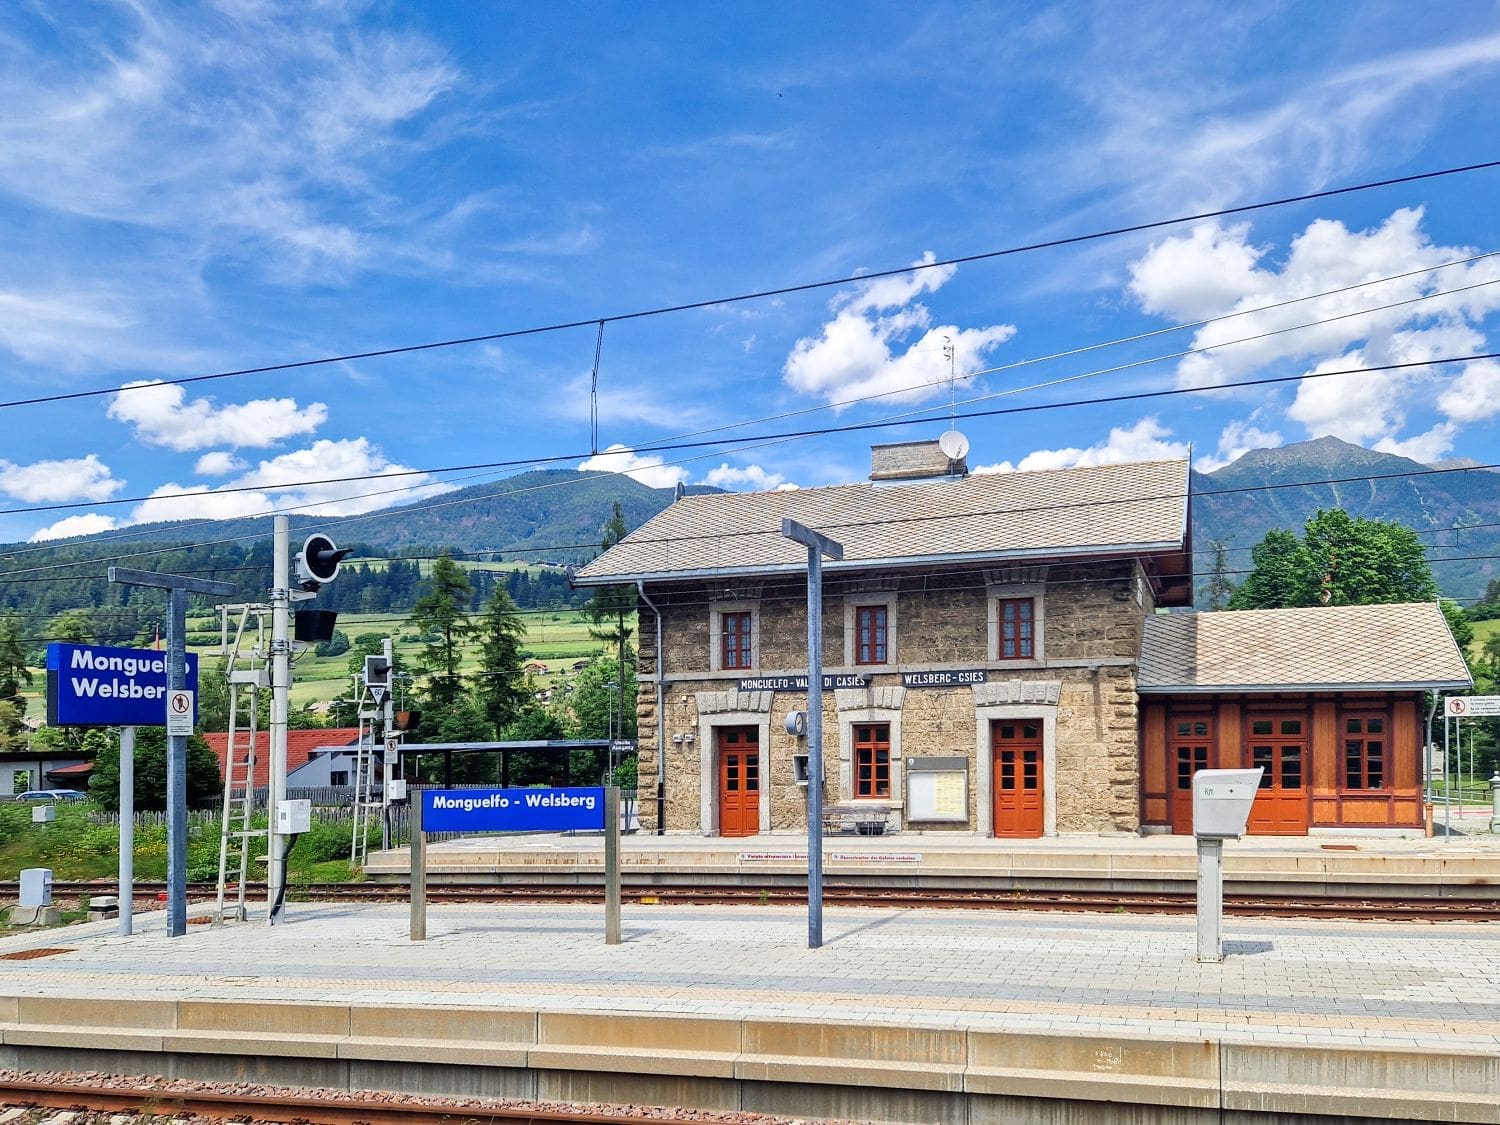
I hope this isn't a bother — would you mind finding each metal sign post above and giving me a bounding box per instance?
[119,726,135,937]
[108,568,235,937]
[781,518,843,951]
[409,798,426,942]
[412,786,612,942]
[605,785,621,945]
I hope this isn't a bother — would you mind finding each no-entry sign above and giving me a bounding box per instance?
[1445,695,1500,717]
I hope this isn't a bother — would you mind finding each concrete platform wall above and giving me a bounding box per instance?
[1,995,1494,1124]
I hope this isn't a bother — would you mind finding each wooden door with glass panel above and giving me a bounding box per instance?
[991,720,1043,838]
[716,726,760,837]
[1170,716,1214,835]
[1246,714,1309,834]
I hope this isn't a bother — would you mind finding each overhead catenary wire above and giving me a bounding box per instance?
[4,243,1497,575]
[2,158,1497,414]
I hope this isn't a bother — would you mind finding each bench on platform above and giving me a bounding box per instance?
[820,804,891,835]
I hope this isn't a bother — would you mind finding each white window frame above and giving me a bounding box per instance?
[986,581,1045,667]
[709,600,760,674]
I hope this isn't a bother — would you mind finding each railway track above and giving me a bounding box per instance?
[19,879,1500,921]
[0,1075,718,1124]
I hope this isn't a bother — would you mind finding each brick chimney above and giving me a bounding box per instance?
[869,438,968,484]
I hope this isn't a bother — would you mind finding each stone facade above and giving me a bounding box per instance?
[633,559,1152,837]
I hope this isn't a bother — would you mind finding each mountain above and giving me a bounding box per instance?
[0,471,714,641]
[8,439,1500,622]
[14,469,713,563]
[1193,436,1500,603]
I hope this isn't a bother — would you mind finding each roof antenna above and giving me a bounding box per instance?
[673,481,686,502]
[943,335,957,430]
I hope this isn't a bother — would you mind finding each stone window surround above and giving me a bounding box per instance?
[842,593,899,670]
[985,579,1046,668]
[973,681,1060,837]
[838,707,903,808]
[708,599,761,674]
[695,689,773,836]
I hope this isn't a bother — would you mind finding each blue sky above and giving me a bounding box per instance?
[2,2,1500,546]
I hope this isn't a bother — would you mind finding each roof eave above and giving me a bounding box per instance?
[573,538,1187,587]
[1138,678,1473,694]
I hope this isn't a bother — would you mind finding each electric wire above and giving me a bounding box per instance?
[3,158,1496,413]
[4,346,1497,524]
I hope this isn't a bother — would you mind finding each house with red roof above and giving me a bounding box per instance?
[203,727,362,790]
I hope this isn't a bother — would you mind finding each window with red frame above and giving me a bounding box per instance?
[720,611,753,670]
[996,597,1034,660]
[1342,713,1387,790]
[854,605,888,665]
[855,722,891,798]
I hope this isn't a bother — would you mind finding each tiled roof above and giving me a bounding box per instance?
[1139,603,1472,693]
[204,727,361,788]
[575,458,1190,583]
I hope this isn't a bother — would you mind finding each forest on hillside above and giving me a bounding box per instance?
[0,539,589,654]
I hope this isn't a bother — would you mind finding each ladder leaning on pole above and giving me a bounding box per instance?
[350,685,383,867]
[214,605,271,924]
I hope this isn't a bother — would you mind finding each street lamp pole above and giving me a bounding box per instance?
[780,518,843,950]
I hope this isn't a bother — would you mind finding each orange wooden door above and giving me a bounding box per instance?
[1170,743,1210,835]
[992,720,1043,838]
[717,726,760,837]
[1246,715,1308,835]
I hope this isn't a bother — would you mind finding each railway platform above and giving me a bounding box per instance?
[0,895,1495,1123]
[363,819,1500,900]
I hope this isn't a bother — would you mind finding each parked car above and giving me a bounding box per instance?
[14,789,87,801]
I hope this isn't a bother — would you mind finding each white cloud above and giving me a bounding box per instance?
[972,417,1190,474]
[107,380,328,451]
[194,451,247,476]
[27,513,120,543]
[0,454,123,503]
[130,437,453,523]
[1374,424,1457,464]
[783,253,1016,408]
[702,463,790,491]
[577,445,688,489]
[1193,420,1283,473]
[0,5,460,282]
[1437,359,1500,424]
[1128,208,1500,453]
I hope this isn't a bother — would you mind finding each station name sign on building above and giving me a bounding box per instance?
[737,674,870,692]
[420,786,606,833]
[46,642,199,728]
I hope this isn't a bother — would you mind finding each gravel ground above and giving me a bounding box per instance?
[0,1068,857,1124]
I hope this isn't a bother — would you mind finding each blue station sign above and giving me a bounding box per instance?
[46,643,199,728]
[420,786,606,834]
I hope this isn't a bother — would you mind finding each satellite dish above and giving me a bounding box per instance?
[938,430,969,461]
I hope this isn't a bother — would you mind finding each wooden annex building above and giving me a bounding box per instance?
[574,438,1471,840]
[1138,603,1470,835]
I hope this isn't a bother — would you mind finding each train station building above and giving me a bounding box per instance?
[573,439,1471,839]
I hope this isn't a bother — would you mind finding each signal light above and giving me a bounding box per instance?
[364,654,391,689]
[295,533,352,591]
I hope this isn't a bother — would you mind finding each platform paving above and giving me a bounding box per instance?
[1,899,1496,1053]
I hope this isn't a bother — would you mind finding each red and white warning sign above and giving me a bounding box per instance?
[1445,695,1500,718]
[165,689,195,735]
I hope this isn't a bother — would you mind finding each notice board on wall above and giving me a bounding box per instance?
[906,756,968,822]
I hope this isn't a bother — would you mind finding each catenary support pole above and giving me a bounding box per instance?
[781,518,843,951]
[108,566,234,938]
[269,515,291,922]
[165,587,188,937]
[605,785,621,945]
[118,726,134,937]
